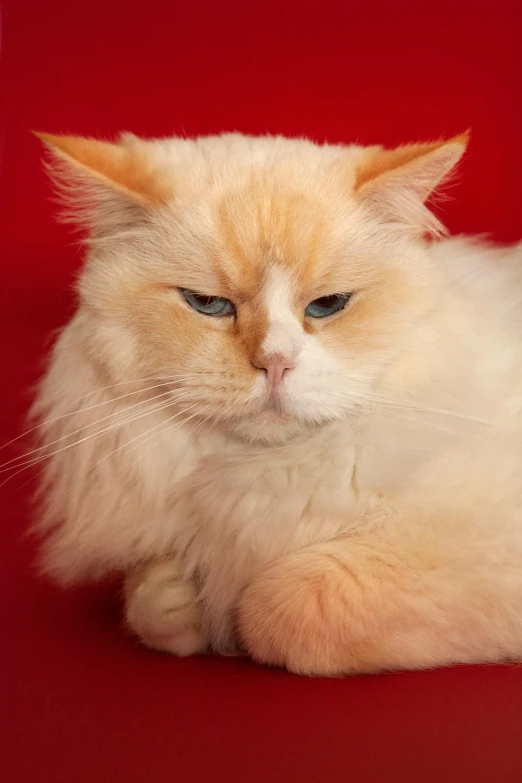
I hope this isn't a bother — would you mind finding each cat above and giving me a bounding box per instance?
[27,129,522,675]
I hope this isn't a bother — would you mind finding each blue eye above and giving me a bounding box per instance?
[181,290,235,317]
[305,293,352,319]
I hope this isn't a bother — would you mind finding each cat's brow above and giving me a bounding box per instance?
[214,180,328,292]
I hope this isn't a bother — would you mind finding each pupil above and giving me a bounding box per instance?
[318,296,337,307]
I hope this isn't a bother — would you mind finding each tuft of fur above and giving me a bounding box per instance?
[29,131,522,674]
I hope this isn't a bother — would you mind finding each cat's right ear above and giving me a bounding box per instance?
[351,134,469,238]
[33,132,174,235]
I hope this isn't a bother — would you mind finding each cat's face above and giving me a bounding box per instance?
[38,132,467,444]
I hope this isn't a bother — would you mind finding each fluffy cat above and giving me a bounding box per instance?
[27,129,522,675]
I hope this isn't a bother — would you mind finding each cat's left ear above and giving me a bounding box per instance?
[353,133,469,236]
[33,132,173,205]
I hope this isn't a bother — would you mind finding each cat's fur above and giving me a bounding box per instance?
[31,130,522,675]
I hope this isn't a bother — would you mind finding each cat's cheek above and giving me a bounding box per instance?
[86,319,141,383]
[284,336,359,422]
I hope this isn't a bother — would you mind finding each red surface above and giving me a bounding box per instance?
[1,1,522,781]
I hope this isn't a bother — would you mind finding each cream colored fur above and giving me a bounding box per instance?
[30,132,522,675]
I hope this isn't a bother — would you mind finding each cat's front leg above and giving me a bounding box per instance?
[237,532,521,676]
[124,556,209,656]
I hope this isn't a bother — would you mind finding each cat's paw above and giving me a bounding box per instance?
[124,557,208,656]
[237,547,379,676]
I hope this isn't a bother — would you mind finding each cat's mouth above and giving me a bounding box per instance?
[261,388,289,416]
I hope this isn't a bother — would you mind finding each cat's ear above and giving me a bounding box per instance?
[33,132,172,204]
[33,132,174,237]
[353,133,469,237]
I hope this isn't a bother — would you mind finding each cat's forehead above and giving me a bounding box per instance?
[206,175,355,298]
[219,183,323,265]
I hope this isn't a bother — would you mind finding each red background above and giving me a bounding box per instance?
[1,1,521,781]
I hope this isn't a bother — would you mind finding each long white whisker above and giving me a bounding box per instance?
[115,404,214,479]
[0,386,197,471]
[317,390,468,436]
[0,391,199,478]
[364,407,465,438]
[363,394,492,426]
[85,401,206,477]
[0,401,176,486]
[0,374,204,454]
[323,385,492,427]
[41,404,214,520]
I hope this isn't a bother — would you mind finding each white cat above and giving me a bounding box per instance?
[28,130,522,675]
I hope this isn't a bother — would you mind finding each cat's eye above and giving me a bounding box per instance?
[181,290,235,317]
[305,293,352,319]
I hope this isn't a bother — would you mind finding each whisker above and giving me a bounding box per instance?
[2,389,172,470]
[115,403,214,479]
[0,374,206,454]
[0,403,174,487]
[86,401,207,478]
[363,407,465,438]
[321,383,493,427]
[363,393,492,426]
[0,391,199,479]
[40,403,215,520]
[315,389,470,437]
[0,386,201,473]
[0,384,201,473]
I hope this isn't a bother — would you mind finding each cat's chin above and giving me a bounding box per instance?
[225,410,323,447]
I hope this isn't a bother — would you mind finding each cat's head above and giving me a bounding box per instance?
[36,130,467,445]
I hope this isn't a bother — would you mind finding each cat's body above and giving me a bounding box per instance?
[31,131,522,674]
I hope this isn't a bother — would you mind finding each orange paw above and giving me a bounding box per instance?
[238,548,381,676]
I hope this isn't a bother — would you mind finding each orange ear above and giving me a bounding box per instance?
[33,132,173,205]
[355,132,469,202]
[352,133,469,237]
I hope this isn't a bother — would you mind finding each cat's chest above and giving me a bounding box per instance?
[172,435,360,648]
[173,432,359,562]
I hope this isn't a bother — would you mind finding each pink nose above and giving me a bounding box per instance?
[260,353,296,389]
